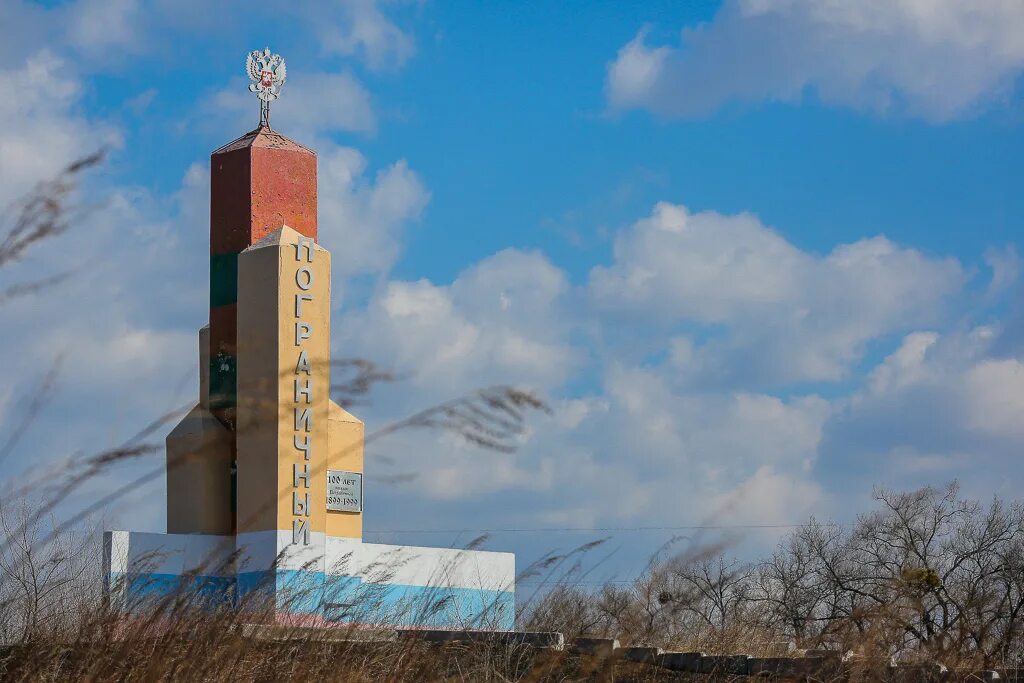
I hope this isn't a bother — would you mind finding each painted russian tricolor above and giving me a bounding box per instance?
[107,124,515,630]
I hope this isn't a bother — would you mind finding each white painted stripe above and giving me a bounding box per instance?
[104,530,131,574]
[105,531,235,577]
[326,539,514,592]
[235,530,327,572]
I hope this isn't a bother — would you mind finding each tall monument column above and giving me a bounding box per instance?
[235,228,332,613]
[113,48,513,630]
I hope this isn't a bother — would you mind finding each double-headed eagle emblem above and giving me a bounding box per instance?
[247,48,287,128]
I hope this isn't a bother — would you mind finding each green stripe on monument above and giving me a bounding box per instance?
[209,351,237,410]
[210,252,238,308]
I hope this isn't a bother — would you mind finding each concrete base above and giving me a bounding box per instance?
[104,530,515,630]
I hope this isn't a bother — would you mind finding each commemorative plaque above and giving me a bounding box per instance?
[327,470,363,513]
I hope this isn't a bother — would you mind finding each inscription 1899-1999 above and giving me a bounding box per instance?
[327,470,362,513]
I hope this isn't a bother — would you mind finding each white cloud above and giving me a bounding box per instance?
[985,245,1021,297]
[590,202,963,384]
[606,28,670,109]
[510,365,829,530]
[319,144,430,281]
[2,164,207,401]
[66,0,144,56]
[0,165,209,531]
[0,51,118,207]
[964,359,1024,440]
[602,365,829,474]
[209,72,376,139]
[315,0,415,71]
[590,202,801,322]
[339,249,575,396]
[818,323,1024,504]
[328,196,1000,540]
[332,250,581,507]
[8,0,417,73]
[866,331,939,394]
[607,0,1024,121]
[710,465,826,528]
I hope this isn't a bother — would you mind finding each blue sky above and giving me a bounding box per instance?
[2,0,1024,581]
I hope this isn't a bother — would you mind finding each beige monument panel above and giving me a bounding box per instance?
[236,241,281,534]
[166,326,232,535]
[274,227,330,535]
[326,400,364,539]
[236,226,331,536]
[165,404,233,535]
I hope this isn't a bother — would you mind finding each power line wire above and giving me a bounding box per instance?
[364,522,853,535]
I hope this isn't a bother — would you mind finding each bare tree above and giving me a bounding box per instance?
[752,483,1024,667]
[665,555,754,636]
[0,498,103,644]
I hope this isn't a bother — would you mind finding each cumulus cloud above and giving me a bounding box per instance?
[589,202,963,385]
[818,323,1024,504]
[319,144,430,281]
[332,249,583,509]
[964,359,1024,440]
[65,0,144,56]
[711,465,826,528]
[0,162,210,533]
[209,72,376,139]
[315,0,415,71]
[985,245,1021,298]
[353,354,830,538]
[335,195,1021,540]
[606,0,1024,121]
[0,51,118,207]
[338,248,576,396]
[602,364,829,476]
[334,243,834,538]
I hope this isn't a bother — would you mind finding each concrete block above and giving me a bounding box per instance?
[953,672,1000,682]
[700,654,750,675]
[658,651,704,673]
[400,629,565,651]
[506,631,564,651]
[621,646,662,664]
[749,657,838,678]
[804,648,851,661]
[569,637,618,657]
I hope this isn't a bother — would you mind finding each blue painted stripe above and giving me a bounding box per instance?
[237,569,326,615]
[109,569,514,630]
[108,572,234,612]
[324,579,514,630]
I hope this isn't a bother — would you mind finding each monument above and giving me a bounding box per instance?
[103,49,515,629]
